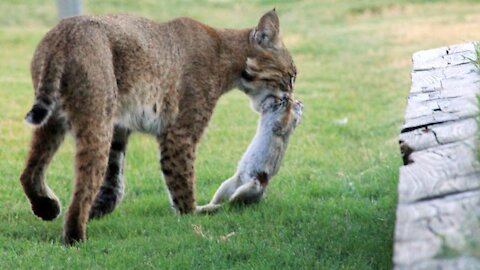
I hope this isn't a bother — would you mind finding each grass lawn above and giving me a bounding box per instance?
[1,0,480,269]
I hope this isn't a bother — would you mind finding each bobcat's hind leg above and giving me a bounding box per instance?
[89,126,130,220]
[64,116,113,245]
[20,112,67,221]
[61,29,117,245]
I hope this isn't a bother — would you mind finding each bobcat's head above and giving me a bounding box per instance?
[239,9,297,112]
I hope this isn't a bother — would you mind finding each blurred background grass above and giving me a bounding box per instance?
[1,0,480,269]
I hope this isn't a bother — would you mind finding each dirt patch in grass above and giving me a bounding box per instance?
[393,14,480,46]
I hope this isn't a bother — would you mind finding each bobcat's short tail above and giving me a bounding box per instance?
[25,53,64,127]
[25,96,55,126]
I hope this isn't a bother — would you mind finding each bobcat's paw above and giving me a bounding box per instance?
[31,196,61,221]
[89,188,121,220]
[195,204,222,214]
[63,225,86,246]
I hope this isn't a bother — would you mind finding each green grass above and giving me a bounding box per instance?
[2,0,480,269]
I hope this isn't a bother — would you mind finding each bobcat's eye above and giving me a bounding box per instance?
[288,73,296,90]
[288,63,297,90]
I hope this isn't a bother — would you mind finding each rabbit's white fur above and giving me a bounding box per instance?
[197,96,302,213]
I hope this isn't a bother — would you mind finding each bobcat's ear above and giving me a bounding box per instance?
[252,9,280,49]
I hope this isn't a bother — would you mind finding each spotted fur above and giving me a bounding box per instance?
[19,10,296,245]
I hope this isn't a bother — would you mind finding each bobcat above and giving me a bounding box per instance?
[20,9,297,245]
[197,95,302,213]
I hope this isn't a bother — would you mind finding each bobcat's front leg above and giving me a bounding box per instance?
[158,131,197,214]
[20,112,67,221]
